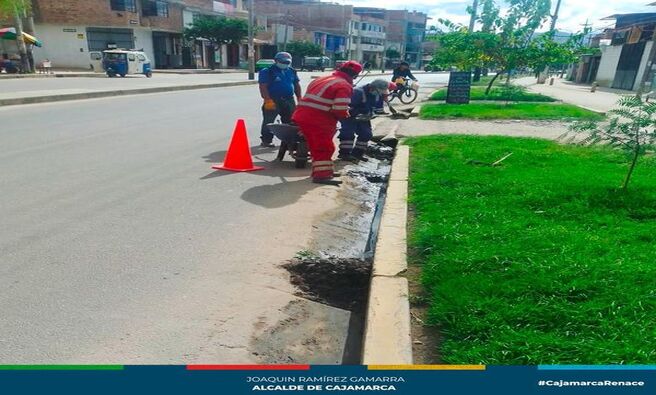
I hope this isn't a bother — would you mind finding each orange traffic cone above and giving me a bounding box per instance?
[212,119,264,172]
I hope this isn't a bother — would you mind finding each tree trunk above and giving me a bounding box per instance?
[473,67,481,82]
[622,146,640,190]
[13,6,29,73]
[485,71,502,95]
[23,11,36,73]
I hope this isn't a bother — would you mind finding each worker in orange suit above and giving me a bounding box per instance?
[292,60,363,186]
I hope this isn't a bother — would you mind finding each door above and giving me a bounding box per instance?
[127,52,137,74]
[86,28,134,52]
[152,33,169,68]
[89,51,103,72]
[612,42,646,90]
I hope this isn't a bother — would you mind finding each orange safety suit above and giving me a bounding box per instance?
[292,71,354,180]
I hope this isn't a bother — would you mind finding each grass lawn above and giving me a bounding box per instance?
[420,103,603,121]
[471,75,506,87]
[430,86,555,102]
[407,135,656,364]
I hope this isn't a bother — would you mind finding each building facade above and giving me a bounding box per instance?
[254,0,351,60]
[351,8,387,68]
[253,1,425,68]
[385,9,427,69]
[593,12,656,91]
[0,0,247,70]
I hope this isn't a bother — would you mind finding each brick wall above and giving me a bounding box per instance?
[141,3,183,31]
[33,0,139,26]
[256,0,351,36]
[183,0,214,12]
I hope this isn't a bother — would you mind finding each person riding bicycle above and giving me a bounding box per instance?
[391,61,417,90]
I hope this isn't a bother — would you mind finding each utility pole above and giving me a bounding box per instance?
[468,0,479,32]
[247,0,255,80]
[282,11,290,52]
[539,0,563,84]
[469,0,480,81]
[549,0,562,32]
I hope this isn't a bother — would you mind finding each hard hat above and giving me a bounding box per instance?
[338,60,363,76]
[369,79,389,94]
[274,52,292,64]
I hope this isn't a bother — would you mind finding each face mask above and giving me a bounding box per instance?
[276,63,289,70]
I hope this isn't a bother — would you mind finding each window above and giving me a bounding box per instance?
[142,0,168,17]
[110,0,136,12]
[137,54,146,61]
[90,53,102,60]
[128,53,136,61]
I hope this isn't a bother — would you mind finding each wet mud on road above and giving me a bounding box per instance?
[250,141,396,365]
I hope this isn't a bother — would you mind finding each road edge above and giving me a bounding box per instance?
[362,144,413,364]
[0,80,257,107]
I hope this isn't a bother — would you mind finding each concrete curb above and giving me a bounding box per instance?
[0,80,257,107]
[362,144,412,364]
[410,104,422,117]
[0,73,106,79]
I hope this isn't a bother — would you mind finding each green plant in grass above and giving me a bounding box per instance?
[568,96,656,190]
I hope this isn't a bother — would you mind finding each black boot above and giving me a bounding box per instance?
[337,154,358,163]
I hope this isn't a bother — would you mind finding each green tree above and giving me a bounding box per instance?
[183,15,248,69]
[525,31,583,74]
[430,31,498,71]
[432,0,553,94]
[284,40,323,59]
[385,47,401,60]
[0,0,32,72]
[569,97,656,190]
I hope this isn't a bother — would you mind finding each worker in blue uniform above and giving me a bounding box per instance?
[337,79,390,162]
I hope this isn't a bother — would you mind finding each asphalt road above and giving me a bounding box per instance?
[0,71,447,363]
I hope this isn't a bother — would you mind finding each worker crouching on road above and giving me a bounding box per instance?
[338,79,390,162]
[259,52,302,147]
[292,60,363,186]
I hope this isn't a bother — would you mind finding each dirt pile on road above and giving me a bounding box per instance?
[283,257,372,312]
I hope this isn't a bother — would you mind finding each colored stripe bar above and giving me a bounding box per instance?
[368,365,485,371]
[539,365,656,371]
[0,365,124,371]
[187,365,311,371]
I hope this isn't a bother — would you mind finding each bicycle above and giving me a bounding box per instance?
[388,78,419,105]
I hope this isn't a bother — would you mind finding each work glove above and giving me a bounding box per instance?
[263,99,276,111]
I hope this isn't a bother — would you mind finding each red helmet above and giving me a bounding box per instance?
[388,82,397,91]
[339,60,363,76]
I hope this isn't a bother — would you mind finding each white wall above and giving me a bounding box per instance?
[133,28,155,66]
[31,24,90,69]
[29,24,156,69]
[634,41,654,91]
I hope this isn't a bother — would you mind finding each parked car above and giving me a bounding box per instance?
[424,64,440,72]
[255,59,275,72]
[301,56,331,71]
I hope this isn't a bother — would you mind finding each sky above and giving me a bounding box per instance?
[339,0,654,34]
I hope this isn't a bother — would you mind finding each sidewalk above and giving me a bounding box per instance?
[0,73,260,106]
[515,76,630,113]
